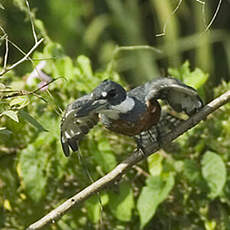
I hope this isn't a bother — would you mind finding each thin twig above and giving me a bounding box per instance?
[0,26,9,71]
[107,45,162,73]
[113,45,162,54]
[0,38,44,76]
[3,35,9,70]
[0,0,43,77]
[195,0,205,4]
[156,0,183,37]
[204,0,222,32]
[27,90,230,230]
[8,39,31,59]
[1,78,57,99]
[25,0,38,43]
[133,165,150,177]
[1,34,36,69]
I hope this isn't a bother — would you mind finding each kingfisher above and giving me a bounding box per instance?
[60,77,203,156]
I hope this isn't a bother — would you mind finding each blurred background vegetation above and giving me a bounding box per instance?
[1,0,230,229]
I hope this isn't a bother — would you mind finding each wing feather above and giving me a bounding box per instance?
[145,77,203,115]
[60,95,99,156]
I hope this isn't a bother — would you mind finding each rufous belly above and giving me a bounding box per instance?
[104,100,161,136]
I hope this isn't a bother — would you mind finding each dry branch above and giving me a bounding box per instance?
[0,0,43,77]
[27,90,230,230]
[0,38,44,76]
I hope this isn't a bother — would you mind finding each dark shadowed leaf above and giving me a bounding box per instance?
[184,159,201,183]
[0,127,12,135]
[19,110,47,132]
[92,140,117,173]
[18,142,48,202]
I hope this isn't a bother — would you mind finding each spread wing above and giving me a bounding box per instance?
[145,77,203,115]
[60,95,99,157]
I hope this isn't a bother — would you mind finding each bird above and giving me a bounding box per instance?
[60,77,203,157]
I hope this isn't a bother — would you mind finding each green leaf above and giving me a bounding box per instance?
[0,83,6,88]
[85,193,109,224]
[108,182,134,222]
[184,159,200,183]
[84,15,109,48]
[137,173,175,229]
[168,61,190,81]
[12,0,26,10]
[55,56,74,78]
[85,195,102,223]
[19,110,47,132]
[0,3,5,9]
[100,192,109,206]
[18,142,48,202]
[44,42,64,58]
[205,220,216,230]
[0,127,12,135]
[1,110,19,122]
[201,151,226,199]
[168,61,208,89]
[76,55,93,79]
[9,96,29,109]
[183,68,209,89]
[148,153,163,176]
[91,140,117,173]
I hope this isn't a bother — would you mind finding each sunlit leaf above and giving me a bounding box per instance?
[168,61,208,89]
[108,182,134,222]
[205,220,216,230]
[55,56,74,78]
[3,200,12,211]
[0,83,6,88]
[76,55,93,79]
[12,0,26,10]
[201,151,226,199]
[148,153,163,176]
[9,96,29,109]
[183,68,209,89]
[85,195,101,223]
[137,173,175,229]
[1,110,19,122]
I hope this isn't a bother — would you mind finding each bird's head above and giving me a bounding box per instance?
[75,80,127,117]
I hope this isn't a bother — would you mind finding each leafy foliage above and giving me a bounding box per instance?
[201,151,226,199]
[1,1,230,230]
[137,173,175,228]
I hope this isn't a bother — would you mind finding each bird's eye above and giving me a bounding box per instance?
[107,89,117,98]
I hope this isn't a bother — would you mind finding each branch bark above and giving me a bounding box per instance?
[27,90,230,230]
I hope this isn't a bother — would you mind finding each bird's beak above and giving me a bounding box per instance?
[75,99,109,117]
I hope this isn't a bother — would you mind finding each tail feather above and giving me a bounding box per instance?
[135,112,184,149]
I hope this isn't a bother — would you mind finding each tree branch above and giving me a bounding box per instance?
[27,90,230,230]
[0,38,44,76]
